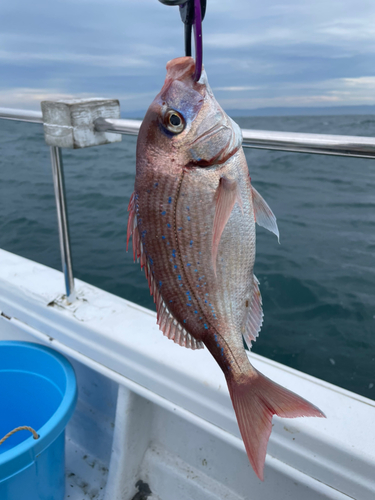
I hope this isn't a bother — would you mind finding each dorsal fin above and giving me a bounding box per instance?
[242,275,263,348]
[212,177,243,275]
[127,193,204,351]
[251,185,279,242]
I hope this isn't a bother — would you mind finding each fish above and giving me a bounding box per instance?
[127,56,325,480]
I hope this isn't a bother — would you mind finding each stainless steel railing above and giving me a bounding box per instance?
[1,108,76,301]
[2,108,375,158]
[1,106,374,302]
[50,146,75,301]
[95,117,375,159]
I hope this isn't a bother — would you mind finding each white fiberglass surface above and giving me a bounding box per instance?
[1,249,375,499]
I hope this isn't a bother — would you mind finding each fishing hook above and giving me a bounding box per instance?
[158,0,206,82]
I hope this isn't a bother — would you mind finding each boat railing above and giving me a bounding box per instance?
[1,103,374,302]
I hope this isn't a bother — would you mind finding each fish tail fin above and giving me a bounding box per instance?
[227,369,325,481]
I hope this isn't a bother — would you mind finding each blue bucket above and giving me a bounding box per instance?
[0,341,77,500]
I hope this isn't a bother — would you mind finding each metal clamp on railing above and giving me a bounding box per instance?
[40,98,122,302]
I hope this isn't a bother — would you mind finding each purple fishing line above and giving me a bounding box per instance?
[193,0,203,81]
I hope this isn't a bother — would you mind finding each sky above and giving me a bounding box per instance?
[1,0,375,114]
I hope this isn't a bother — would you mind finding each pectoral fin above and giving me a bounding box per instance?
[251,185,280,242]
[212,177,243,275]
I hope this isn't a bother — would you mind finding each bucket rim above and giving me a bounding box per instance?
[0,341,77,481]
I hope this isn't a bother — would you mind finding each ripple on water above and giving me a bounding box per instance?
[1,116,375,400]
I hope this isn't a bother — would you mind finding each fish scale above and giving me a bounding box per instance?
[175,150,255,341]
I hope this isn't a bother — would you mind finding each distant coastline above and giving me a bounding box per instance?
[122,105,375,120]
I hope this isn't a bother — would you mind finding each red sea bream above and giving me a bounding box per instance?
[127,56,325,480]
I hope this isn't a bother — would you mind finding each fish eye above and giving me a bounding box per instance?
[164,109,185,134]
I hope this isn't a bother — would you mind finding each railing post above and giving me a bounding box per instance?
[50,146,75,302]
[41,98,122,301]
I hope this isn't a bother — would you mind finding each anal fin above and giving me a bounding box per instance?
[243,275,263,348]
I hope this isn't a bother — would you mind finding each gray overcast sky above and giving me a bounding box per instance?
[1,0,375,113]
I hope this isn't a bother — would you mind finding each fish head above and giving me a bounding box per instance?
[138,57,242,169]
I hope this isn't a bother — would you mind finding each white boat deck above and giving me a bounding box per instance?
[1,248,374,500]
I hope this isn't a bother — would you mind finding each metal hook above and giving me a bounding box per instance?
[158,0,206,81]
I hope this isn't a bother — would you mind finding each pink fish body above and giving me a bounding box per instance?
[128,57,324,480]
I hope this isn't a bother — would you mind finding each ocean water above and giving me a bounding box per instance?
[0,115,374,400]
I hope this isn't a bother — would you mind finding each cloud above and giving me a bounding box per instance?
[205,30,294,49]
[0,87,159,112]
[217,75,375,110]
[340,76,375,88]
[0,88,85,110]
[1,0,375,112]
[0,50,155,69]
[212,86,261,92]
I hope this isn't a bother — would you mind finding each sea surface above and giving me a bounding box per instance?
[0,114,374,400]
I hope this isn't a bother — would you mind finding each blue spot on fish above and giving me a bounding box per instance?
[187,216,191,221]
[154,183,158,187]
[178,275,181,281]
[187,263,191,267]
[174,265,177,269]
[168,197,172,204]
[161,211,166,216]
[162,235,166,240]
[186,303,191,307]
[159,281,162,288]
[167,223,171,228]
[204,323,208,330]
[190,240,193,246]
